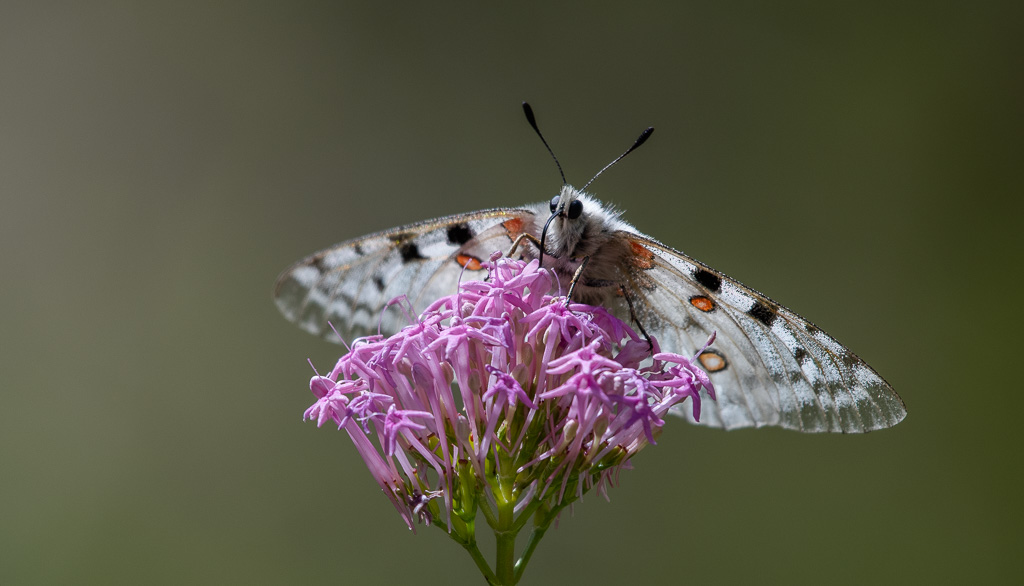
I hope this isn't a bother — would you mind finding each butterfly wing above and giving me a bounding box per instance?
[274,204,905,432]
[622,233,906,433]
[274,208,538,342]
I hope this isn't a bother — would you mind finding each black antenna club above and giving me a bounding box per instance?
[581,126,654,192]
[522,102,567,185]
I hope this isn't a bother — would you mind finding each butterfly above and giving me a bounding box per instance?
[274,104,907,433]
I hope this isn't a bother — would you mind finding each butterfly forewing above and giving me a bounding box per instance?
[624,234,905,432]
[274,208,536,342]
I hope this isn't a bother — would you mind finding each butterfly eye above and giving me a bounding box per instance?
[567,199,583,219]
[549,196,560,213]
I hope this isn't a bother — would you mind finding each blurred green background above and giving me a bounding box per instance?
[2,1,1019,584]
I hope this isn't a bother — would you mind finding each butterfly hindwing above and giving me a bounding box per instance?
[274,208,536,342]
[623,234,906,433]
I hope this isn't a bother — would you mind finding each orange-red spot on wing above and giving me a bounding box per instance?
[456,254,483,271]
[689,296,715,312]
[698,350,727,372]
[503,218,524,239]
[629,240,655,269]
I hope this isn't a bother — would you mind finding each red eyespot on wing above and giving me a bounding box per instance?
[689,295,715,312]
[629,240,654,269]
[503,218,525,239]
[698,350,727,372]
[456,254,483,271]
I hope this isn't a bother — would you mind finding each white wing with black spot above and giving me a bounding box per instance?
[274,208,537,342]
[623,233,906,433]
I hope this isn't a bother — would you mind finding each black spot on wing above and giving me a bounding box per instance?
[693,269,722,292]
[793,346,808,362]
[311,256,327,273]
[446,223,474,245]
[399,242,425,263]
[840,352,860,368]
[748,300,777,327]
[373,275,386,292]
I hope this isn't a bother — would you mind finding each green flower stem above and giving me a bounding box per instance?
[493,496,516,585]
[460,539,496,584]
[513,506,562,583]
[493,440,519,585]
[441,506,496,584]
[478,495,498,528]
[510,498,544,533]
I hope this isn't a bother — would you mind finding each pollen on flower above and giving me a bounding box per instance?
[301,255,715,552]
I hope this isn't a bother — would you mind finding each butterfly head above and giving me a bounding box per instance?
[548,184,585,221]
[540,185,620,260]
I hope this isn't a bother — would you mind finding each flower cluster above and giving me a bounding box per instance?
[303,255,715,583]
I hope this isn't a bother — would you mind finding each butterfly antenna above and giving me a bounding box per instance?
[581,126,654,192]
[523,102,566,185]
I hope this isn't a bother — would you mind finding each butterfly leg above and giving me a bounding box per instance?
[620,286,653,350]
[567,260,655,349]
[565,255,591,304]
[507,232,544,259]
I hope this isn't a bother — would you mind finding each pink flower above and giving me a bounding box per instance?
[301,256,715,583]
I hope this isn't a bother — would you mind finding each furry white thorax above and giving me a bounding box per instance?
[540,185,640,305]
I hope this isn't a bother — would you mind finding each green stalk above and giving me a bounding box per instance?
[493,493,516,584]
